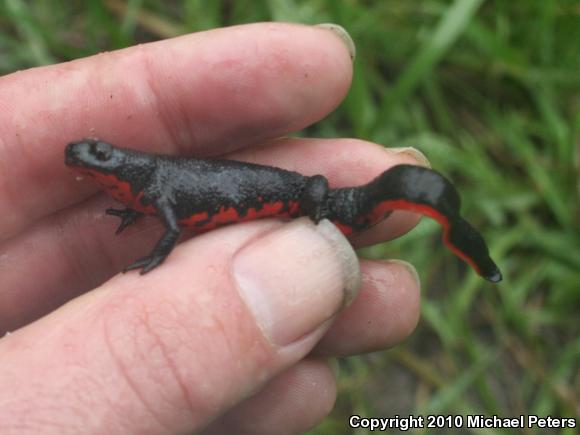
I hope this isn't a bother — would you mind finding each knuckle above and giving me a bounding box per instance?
[99,288,243,426]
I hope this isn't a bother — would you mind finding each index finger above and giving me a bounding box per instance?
[0,23,353,240]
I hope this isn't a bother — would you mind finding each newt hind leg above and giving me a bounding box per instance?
[300,175,329,223]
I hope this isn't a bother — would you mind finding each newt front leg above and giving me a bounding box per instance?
[124,199,181,274]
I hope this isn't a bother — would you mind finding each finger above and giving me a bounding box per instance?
[0,138,426,332]
[0,22,353,240]
[315,259,421,356]
[204,259,422,433]
[203,359,336,435]
[0,219,359,435]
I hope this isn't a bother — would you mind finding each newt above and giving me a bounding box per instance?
[65,139,501,282]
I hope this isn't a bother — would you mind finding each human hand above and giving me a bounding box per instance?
[0,23,423,434]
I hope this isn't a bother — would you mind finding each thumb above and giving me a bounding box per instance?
[0,218,360,434]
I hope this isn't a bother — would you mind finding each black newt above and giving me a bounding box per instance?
[65,139,501,282]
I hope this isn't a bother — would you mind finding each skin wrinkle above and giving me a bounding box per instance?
[100,296,172,434]
[16,326,104,433]
[50,195,113,297]
[202,359,337,435]
[99,268,257,431]
[186,284,253,411]
[0,194,94,328]
[133,302,196,431]
[3,364,104,434]
[314,260,420,356]
[191,26,318,152]
[0,176,19,237]
[61,370,112,433]
[3,416,72,435]
[85,50,177,151]
[176,55,285,157]
[221,262,273,396]
[179,241,283,413]
[150,292,237,421]
[216,225,294,396]
[53,202,89,283]
[138,46,195,157]
[198,299,261,417]
[90,213,122,280]
[0,143,43,236]
[384,262,420,338]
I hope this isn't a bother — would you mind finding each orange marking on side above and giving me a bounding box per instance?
[190,200,301,233]
[79,169,156,214]
[364,199,482,275]
[179,211,210,227]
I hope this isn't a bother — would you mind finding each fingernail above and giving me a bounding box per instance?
[388,147,431,168]
[384,259,421,287]
[233,219,360,346]
[316,23,356,61]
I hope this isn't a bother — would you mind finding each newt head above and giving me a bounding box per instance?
[65,138,127,173]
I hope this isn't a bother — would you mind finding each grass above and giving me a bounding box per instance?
[1,0,578,433]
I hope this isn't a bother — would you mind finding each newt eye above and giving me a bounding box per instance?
[91,141,112,161]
